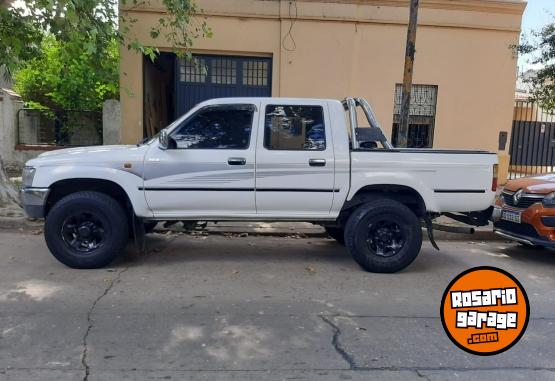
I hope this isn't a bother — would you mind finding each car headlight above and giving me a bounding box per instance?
[542,192,555,208]
[22,166,36,187]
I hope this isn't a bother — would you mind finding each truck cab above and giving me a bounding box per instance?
[142,97,350,219]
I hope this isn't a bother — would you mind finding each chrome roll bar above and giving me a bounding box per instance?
[344,97,359,150]
[342,97,393,150]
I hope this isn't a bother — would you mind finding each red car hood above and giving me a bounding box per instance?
[504,174,555,194]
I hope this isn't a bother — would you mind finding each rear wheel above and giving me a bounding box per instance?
[325,227,345,245]
[44,191,129,269]
[344,199,422,273]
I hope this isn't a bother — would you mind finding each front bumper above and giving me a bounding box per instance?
[21,188,50,219]
[494,226,555,248]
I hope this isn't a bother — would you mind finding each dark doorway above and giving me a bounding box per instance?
[143,52,176,138]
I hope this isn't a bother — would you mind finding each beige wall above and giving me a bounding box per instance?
[120,0,525,152]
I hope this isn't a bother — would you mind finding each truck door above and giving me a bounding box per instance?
[143,102,259,217]
[255,100,336,216]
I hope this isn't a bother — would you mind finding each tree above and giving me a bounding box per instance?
[0,0,211,213]
[1,0,211,76]
[518,22,555,111]
[14,35,119,112]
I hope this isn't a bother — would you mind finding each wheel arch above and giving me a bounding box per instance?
[343,184,427,218]
[45,178,133,217]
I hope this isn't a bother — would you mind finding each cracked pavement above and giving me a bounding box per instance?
[1,231,555,380]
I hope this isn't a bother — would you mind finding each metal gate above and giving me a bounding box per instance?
[509,100,555,179]
[175,54,272,116]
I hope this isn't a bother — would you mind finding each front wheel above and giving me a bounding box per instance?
[44,191,129,269]
[344,199,422,273]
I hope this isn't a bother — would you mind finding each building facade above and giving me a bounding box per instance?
[119,0,526,154]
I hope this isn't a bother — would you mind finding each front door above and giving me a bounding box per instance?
[143,103,259,218]
[255,101,336,217]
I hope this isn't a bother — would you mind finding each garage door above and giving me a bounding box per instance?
[176,54,272,116]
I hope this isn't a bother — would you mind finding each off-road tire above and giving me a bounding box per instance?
[45,191,129,269]
[344,199,422,273]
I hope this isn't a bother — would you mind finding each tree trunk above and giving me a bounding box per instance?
[0,155,23,217]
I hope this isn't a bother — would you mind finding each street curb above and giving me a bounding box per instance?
[0,219,503,241]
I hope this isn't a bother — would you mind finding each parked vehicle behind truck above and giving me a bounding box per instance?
[493,173,555,248]
[21,97,498,273]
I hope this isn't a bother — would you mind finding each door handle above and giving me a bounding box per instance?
[309,159,326,167]
[228,157,247,166]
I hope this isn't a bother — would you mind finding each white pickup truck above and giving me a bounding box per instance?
[21,97,497,272]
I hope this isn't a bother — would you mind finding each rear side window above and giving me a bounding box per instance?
[171,105,254,149]
[264,105,325,150]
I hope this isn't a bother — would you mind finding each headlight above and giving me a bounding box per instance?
[22,166,36,187]
[542,192,555,208]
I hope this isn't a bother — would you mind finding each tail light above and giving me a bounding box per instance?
[492,164,498,192]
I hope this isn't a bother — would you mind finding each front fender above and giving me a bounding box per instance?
[32,165,152,218]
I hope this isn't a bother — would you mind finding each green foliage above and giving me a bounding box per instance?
[14,36,119,111]
[0,0,211,75]
[518,22,555,111]
[1,0,210,111]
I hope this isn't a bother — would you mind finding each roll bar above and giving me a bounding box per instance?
[342,97,393,150]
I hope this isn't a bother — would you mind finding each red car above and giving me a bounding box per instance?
[493,174,555,248]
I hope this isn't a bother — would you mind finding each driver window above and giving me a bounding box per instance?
[171,105,254,149]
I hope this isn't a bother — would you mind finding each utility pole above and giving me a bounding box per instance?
[397,0,420,148]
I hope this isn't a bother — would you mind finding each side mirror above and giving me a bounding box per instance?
[159,130,176,150]
[159,130,169,149]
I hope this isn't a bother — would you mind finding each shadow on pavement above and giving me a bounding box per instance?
[499,244,555,266]
[117,234,356,268]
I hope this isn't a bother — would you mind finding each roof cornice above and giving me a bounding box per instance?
[300,0,526,15]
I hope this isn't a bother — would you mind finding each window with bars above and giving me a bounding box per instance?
[179,58,207,83]
[243,60,269,86]
[391,84,438,148]
[211,59,237,85]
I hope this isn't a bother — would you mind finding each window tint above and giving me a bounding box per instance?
[172,105,254,149]
[264,105,325,150]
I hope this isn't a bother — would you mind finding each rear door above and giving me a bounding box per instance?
[255,100,336,217]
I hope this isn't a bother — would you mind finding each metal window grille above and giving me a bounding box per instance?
[211,59,237,85]
[392,84,438,148]
[175,54,272,116]
[179,58,207,83]
[243,60,269,86]
[393,84,438,116]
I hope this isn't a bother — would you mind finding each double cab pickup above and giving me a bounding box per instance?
[21,97,498,273]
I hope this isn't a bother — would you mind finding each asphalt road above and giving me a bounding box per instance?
[1,230,554,381]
